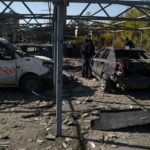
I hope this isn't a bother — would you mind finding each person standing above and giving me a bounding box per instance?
[124,37,135,49]
[66,41,73,57]
[80,34,95,78]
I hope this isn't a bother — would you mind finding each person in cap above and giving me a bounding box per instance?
[124,37,135,49]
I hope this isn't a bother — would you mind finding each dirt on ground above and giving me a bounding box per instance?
[0,58,150,150]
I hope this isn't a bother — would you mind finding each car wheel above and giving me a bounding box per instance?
[20,74,43,93]
[101,74,115,93]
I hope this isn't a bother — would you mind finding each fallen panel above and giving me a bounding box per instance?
[91,109,150,131]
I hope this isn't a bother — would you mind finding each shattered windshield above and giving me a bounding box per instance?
[13,45,27,57]
[4,41,29,57]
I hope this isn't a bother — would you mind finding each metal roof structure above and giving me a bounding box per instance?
[1,0,150,137]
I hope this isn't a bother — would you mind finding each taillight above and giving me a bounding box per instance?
[114,63,124,76]
[119,64,124,75]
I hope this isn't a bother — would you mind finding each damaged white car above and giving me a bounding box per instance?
[0,38,53,93]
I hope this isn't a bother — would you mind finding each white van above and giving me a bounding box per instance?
[0,38,53,93]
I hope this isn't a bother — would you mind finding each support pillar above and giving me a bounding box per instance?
[55,3,64,137]
[53,6,57,86]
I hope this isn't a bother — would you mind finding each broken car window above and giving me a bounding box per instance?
[103,49,116,75]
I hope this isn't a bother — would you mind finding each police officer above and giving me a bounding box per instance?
[80,34,95,78]
[124,37,135,49]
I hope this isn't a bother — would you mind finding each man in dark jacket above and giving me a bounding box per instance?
[124,37,135,49]
[81,34,95,78]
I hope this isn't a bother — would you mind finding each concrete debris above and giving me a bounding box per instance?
[28,139,33,142]
[35,100,40,105]
[62,142,69,149]
[18,149,26,150]
[82,113,89,118]
[45,146,52,150]
[46,128,51,131]
[84,125,90,129]
[34,117,40,121]
[85,98,93,103]
[45,134,56,140]
[36,139,44,144]
[63,119,74,126]
[65,137,73,142]
[63,119,70,125]
[66,121,74,126]
[93,78,97,81]
[129,105,134,109]
[62,101,67,105]
[39,101,49,107]
[111,145,118,148]
[91,110,100,116]
[76,100,82,104]
[88,141,96,148]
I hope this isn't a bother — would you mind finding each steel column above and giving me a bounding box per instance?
[56,3,64,137]
[53,6,57,86]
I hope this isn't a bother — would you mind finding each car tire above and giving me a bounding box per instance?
[20,74,43,93]
[101,74,115,93]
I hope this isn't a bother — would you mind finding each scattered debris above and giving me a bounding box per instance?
[85,98,93,103]
[21,112,41,119]
[46,146,52,150]
[111,145,118,148]
[62,142,69,149]
[36,139,45,144]
[45,134,55,140]
[88,141,96,148]
[91,110,100,116]
[28,138,33,142]
[63,119,74,126]
[82,113,89,118]
[76,100,82,104]
[65,137,73,142]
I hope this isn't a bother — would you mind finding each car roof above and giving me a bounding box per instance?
[104,47,146,53]
[116,49,146,53]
